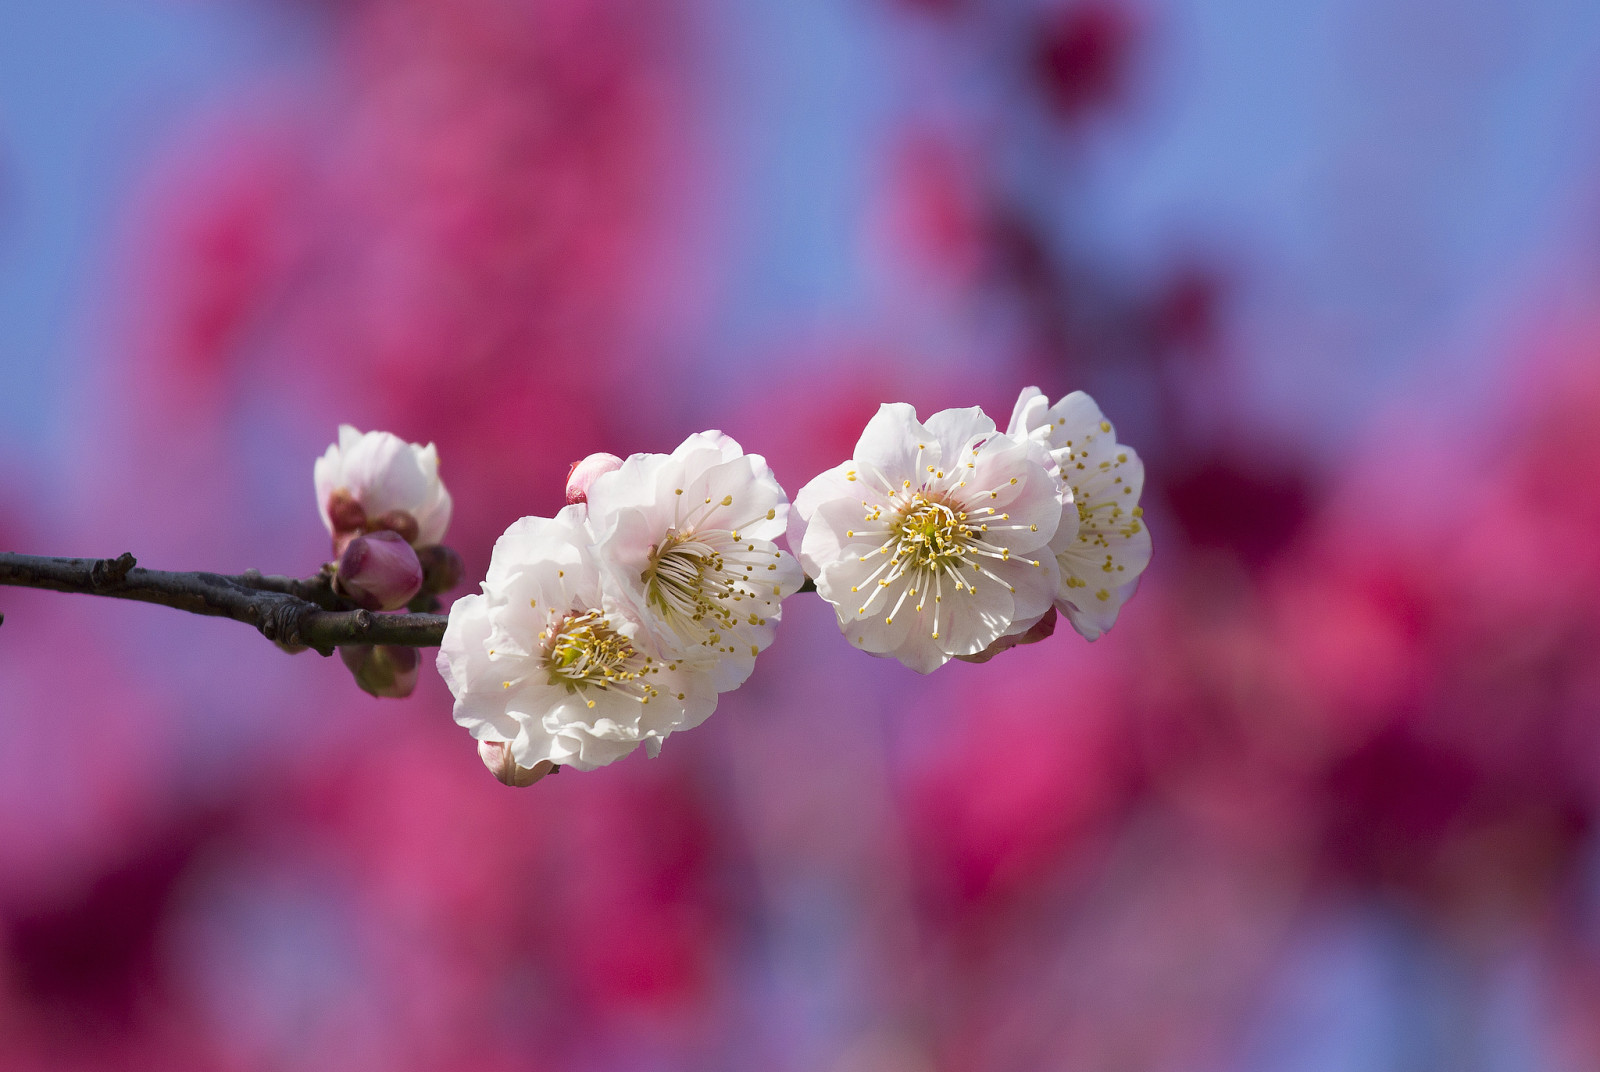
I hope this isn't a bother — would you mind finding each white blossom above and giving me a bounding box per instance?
[585,432,804,692]
[314,425,453,547]
[438,506,717,772]
[790,403,1068,673]
[1008,386,1151,640]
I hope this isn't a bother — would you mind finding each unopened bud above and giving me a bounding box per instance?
[957,606,1058,664]
[370,508,420,546]
[478,740,556,787]
[339,644,420,698]
[335,530,424,611]
[565,452,624,505]
[416,544,464,595]
[326,489,367,536]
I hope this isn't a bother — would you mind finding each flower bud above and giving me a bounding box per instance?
[565,452,624,505]
[315,426,452,547]
[326,489,368,536]
[956,606,1058,664]
[478,740,556,787]
[416,544,464,595]
[370,508,420,546]
[335,530,424,611]
[339,643,420,698]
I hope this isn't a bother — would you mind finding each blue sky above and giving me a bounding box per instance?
[5,0,1600,475]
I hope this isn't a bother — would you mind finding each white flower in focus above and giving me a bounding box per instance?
[314,425,453,547]
[585,432,804,692]
[1008,386,1151,640]
[438,506,718,772]
[790,403,1066,673]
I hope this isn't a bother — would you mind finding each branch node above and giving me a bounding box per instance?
[90,552,136,589]
[257,598,317,649]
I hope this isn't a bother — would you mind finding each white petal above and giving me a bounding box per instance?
[853,403,934,486]
[924,405,996,462]
[313,444,343,536]
[791,462,877,578]
[1006,386,1049,437]
[935,567,1015,657]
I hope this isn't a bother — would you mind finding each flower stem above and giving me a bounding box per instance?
[0,551,446,655]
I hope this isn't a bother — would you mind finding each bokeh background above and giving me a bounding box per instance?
[4,0,1600,1068]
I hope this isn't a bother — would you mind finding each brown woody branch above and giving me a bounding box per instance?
[0,552,446,655]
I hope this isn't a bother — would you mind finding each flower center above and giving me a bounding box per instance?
[643,530,768,654]
[850,489,1039,636]
[644,534,720,617]
[891,494,974,573]
[544,610,658,702]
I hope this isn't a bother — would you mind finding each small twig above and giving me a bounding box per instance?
[0,552,446,655]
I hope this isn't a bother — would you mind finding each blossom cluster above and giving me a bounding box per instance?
[317,387,1150,782]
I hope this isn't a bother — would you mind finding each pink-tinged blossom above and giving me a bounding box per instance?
[477,740,555,787]
[586,432,804,692]
[438,506,718,773]
[565,452,624,505]
[314,425,452,549]
[1009,386,1150,639]
[791,402,1068,672]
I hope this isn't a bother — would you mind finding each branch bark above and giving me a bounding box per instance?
[0,552,446,655]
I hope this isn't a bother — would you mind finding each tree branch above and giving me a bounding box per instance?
[0,552,446,655]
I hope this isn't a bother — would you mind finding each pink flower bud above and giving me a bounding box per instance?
[335,530,424,611]
[478,740,556,787]
[416,544,464,595]
[339,644,420,698]
[565,452,624,505]
[956,606,1058,664]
